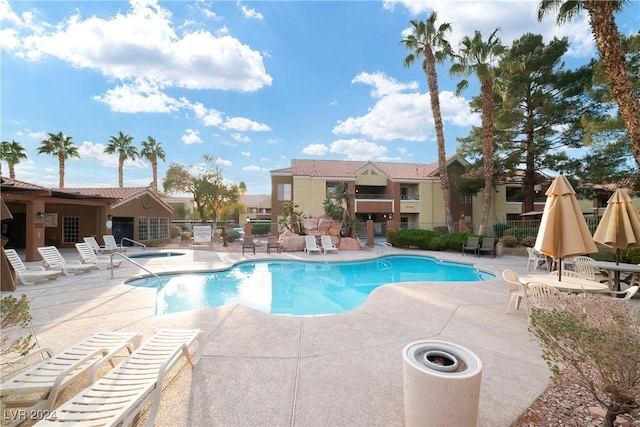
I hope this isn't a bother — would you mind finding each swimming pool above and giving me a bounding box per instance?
[127,255,493,316]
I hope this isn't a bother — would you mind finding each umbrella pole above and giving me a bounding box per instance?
[615,248,621,292]
[558,257,562,281]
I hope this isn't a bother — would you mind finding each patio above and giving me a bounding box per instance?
[6,245,569,426]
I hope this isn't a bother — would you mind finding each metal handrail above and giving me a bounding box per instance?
[110,252,161,287]
[120,237,146,250]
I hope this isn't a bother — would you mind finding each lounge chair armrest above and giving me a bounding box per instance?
[87,338,140,384]
[25,266,47,272]
[3,347,54,367]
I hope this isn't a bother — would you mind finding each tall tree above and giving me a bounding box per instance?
[140,136,166,192]
[37,132,80,188]
[450,28,506,235]
[482,34,590,212]
[538,0,640,168]
[402,12,456,232]
[0,140,27,179]
[104,131,138,188]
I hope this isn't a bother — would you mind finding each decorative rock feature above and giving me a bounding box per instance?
[277,215,363,251]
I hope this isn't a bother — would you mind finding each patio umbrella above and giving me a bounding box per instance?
[593,189,640,287]
[534,173,597,280]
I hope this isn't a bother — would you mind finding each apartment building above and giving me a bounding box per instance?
[270,156,471,230]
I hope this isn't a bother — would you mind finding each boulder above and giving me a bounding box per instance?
[329,221,342,236]
[338,237,363,251]
[317,218,332,233]
[303,218,318,231]
[281,235,305,252]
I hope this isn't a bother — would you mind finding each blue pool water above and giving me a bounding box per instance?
[127,255,493,316]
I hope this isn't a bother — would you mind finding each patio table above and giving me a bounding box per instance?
[591,261,640,291]
[519,274,609,294]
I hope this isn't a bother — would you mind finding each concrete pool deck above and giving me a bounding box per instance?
[6,245,589,426]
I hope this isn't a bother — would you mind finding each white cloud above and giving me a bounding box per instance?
[238,3,264,20]
[77,141,146,168]
[93,79,183,113]
[241,150,251,156]
[329,139,387,160]
[7,0,272,91]
[302,144,329,156]
[232,133,251,143]
[182,129,201,144]
[221,117,271,132]
[388,0,595,59]
[242,165,265,171]
[334,72,478,141]
[215,157,232,167]
[189,102,224,127]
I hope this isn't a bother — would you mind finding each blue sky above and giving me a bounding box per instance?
[1,0,637,195]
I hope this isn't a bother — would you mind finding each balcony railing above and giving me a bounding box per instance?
[355,194,392,200]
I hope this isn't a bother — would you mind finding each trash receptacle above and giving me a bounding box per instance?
[402,340,482,427]
[495,242,503,257]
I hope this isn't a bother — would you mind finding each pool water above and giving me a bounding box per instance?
[128,255,493,316]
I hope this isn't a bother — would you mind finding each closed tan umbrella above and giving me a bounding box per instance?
[534,174,597,280]
[593,189,640,287]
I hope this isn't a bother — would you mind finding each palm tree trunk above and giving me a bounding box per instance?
[118,155,124,188]
[58,152,65,188]
[424,49,455,232]
[585,1,640,167]
[152,157,158,192]
[8,164,16,179]
[479,79,495,235]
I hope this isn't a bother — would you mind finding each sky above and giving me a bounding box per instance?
[1,0,638,195]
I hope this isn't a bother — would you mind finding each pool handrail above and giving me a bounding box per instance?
[110,252,161,286]
[121,237,146,251]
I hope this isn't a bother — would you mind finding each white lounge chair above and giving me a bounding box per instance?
[4,249,61,285]
[321,235,338,253]
[36,246,95,276]
[102,235,126,253]
[1,331,141,426]
[304,235,321,254]
[83,236,111,254]
[35,329,204,427]
[75,243,121,270]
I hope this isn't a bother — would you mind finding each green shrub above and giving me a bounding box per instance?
[226,230,241,243]
[1,294,34,357]
[250,223,270,236]
[492,222,509,238]
[503,227,538,242]
[500,235,518,247]
[170,225,182,239]
[440,233,472,251]
[520,236,537,247]
[180,232,192,241]
[388,230,472,252]
[622,248,640,264]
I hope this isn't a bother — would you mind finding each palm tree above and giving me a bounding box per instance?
[402,12,455,233]
[450,28,506,235]
[0,140,27,179]
[37,132,80,188]
[140,136,166,192]
[104,131,138,188]
[538,0,640,168]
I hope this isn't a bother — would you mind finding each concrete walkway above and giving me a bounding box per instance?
[9,245,559,426]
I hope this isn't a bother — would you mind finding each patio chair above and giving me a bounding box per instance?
[304,235,321,254]
[242,236,256,254]
[267,236,281,254]
[75,243,122,270]
[526,247,549,271]
[1,331,141,426]
[503,269,525,314]
[321,235,338,253]
[574,259,609,283]
[4,248,61,285]
[37,246,96,276]
[461,236,479,256]
[102,235,126,253]
[477,237,496,258]
[605,285,638,300]
[35,329,204,427]
[524,281,561,324]
[83,236,111,254]
[548,270,581,279]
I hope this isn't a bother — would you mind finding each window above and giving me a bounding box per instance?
[138,217,169,241]
[326,185,336,199]
[460,194,471,203]
[277,183,291,201]
[62,216,79,243]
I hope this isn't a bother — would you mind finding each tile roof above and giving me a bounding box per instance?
[240,194,270,207]
[273,158,460,181]
[49,187,153,199]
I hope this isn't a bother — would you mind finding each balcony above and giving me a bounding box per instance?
[354,194,394,214]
